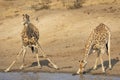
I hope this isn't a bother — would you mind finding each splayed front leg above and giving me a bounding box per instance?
[76,68,80,74]
[4,47,24,72]
[93,57,99,70]
[20,47,27,70]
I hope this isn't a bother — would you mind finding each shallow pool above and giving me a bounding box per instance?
[0,72,120,80]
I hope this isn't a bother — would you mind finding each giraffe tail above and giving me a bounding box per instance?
[106,43,109,55]
[31,46,38,53]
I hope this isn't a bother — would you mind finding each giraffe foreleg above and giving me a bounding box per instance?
[4,47,24,72]
[76,68,80,74]
[100,54,105,72]
[20,47,27,69]
[93,56,99,70]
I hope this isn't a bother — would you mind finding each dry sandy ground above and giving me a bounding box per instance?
[0,4,120,76]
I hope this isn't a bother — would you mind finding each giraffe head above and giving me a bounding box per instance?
[79,60,87,73]
[22,14,30,26]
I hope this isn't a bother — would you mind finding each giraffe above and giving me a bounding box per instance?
[4,14,58,72]
[76,23,111,74]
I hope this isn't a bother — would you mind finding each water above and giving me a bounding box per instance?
[0,72,120,80]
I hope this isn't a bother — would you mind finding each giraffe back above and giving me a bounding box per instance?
[84,23,110,58]
[92,23,110,49]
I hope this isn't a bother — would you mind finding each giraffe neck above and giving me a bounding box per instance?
[83,30,94,62]
[83,47,90,62]
[25,22,30,28]
[23,20,30,26]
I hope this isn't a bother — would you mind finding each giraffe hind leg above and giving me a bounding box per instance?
[108,37,112,69]
[46,58,59,69]
[32,46,42,68]
[37,42,46,57]
[37,42,59,69]
[36,53,41,68]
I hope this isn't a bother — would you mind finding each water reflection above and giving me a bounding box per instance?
[0,72,119,80]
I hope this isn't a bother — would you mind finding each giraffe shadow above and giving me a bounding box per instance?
[104,58,119,70]
[86,58,119,73]
[28,60,52,68]
[97,58,119,70]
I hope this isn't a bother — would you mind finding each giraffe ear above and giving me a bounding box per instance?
[81,60,84,62]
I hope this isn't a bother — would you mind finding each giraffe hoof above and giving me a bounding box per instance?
[20,65,24,70]
[102,70,105,73]
[38,65,42,69]
[55,67,59,70]
[109,66,112,70]
[93,67,97,70]
[56,67,60,70]
[4,69,9,72]
[109,68,112,70]
[93,68,97,70]
[53,65,59,70]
